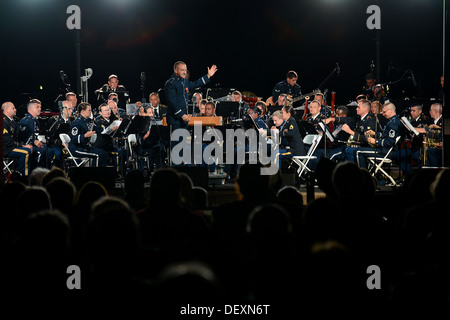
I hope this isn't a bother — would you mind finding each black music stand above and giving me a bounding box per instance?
[215,101,240,120]
[297,121,317,138]
[399,116,420,175]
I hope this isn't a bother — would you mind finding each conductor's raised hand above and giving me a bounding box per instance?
[207,65,218,78]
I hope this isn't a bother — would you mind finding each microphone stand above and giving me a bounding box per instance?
[316,63,340,91]
[140,72,146,103]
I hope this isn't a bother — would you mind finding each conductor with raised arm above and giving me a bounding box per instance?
[164,61,218,130]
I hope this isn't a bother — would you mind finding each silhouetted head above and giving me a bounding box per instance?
[150,168,181,204]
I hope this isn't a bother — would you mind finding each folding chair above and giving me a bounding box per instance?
[290,134,322,179]
[3,158,17,175]
[367,136,401,186]
[59,133,90,169]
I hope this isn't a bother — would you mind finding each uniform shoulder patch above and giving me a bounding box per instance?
[389,129,395,138]
[72,127,78,136]
[289,124,294,130]
[19,125,26,131]
[3,128,7,134]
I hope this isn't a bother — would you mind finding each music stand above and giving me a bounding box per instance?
[297,121,317,138]
[215,101,240,119]
[400,116,420,174]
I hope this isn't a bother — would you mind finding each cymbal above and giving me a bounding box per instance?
[346,101,358,107]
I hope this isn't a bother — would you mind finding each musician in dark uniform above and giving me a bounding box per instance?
[272,70,302,103]
[164,61,218,165]
[311,106,351,169]
[137,106,161,176]
[248,106,268,131]
[46,100,74,168]
[417,103,443,167]
[355,102,401,169]
[96,74,128,110]
[18,99,49,169]
[313,92,332,117]
[275,105,306,167]
[399,104,432,174]
[69,102,108,167]
[94,103,120,173]
[149,92,168,119]
[108,92,127,119]
[324,99,376,162]
[2,102,33,177]
[232,90,250,117]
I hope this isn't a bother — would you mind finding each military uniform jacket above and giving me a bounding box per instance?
[410,114,432,128]
[426,116,443,141]
[69,116,95,150]
[334,113,376,145]
[282,117,306,156]
[409,114,431,149]
[164,73,210,126]
[46,115,72,147]
[375,114,401,150]
[153,104,168,119]
[18,112,40,145]
[307,113,327,132]
[3,115,21,155]
[272,80,301,102]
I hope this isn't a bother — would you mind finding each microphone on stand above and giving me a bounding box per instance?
[336,63,341,76]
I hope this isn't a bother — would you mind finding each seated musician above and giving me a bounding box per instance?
[66,92,78,109]
[248,106,268,131]
[313,92,331,117]
[324,99,376,162]
[108,92,126,118]
[416,103,443,167]
[94,103,121,173]
[69,102,108,167]
[2,101,33,178]
[399,103,432,174]
[272,70,302,103]
[232,90,249,116]
[277,93,288,106]
[307,100,327,127]
[255,101,269,123]
[192,92,203,114]
[96,74,128,110]
[149,92,168,119]
[354,102,401,170]
[274,105,306,167]
[198,99,207,116]
[311,106,351,168]
[201,101,221,171]
[137,106,161,176]
[371,100,387,130]
[46,100,74,168]
[18,99,50,169]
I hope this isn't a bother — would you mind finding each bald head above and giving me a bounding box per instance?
[61,100,74,119]
[1,101,16,118]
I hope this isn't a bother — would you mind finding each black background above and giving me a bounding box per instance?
[0,0,443,114]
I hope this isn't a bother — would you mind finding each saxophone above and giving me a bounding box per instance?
[87,119,97,145]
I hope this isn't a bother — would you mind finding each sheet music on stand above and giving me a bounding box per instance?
[101,120,122,135]
[317,121,335,143]
[400,116,419,136]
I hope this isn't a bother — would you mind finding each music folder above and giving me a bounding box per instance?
[101,120,122,135]
[400,116,420,136]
